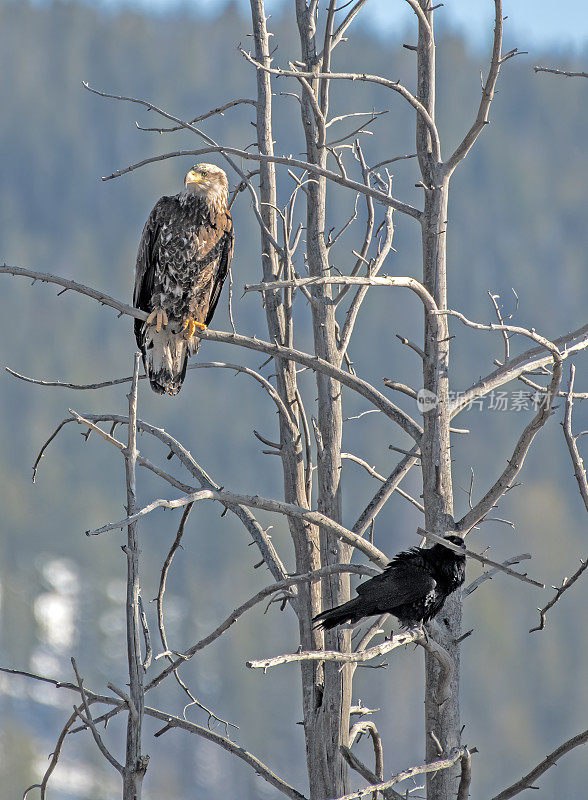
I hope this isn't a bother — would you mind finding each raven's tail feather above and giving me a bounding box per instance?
[312,598,363,630]
[142,326,195,396]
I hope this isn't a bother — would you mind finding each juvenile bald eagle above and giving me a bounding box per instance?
[134,163,234,395]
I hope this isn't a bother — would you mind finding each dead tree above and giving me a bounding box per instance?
[3,2,588,800]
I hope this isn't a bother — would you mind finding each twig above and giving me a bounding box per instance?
[534,66,588,78]
[71,657,123,773]
[0,264,144,320]
[341,453,424,513]
[93,414,289,585]
[396,335,428,363]
[529,558,588,633]
[83,82,285,255]
[445,0,505,173]
[462,554,531,597]
[138,595,152,670]
[488,291,510,362]
[239,48,441,161]
[352,450,420,536]
[451,321,588,418]
[144,706,308,800]
[27,709,79,799]
[490,729,588,800]
[136,97,256,132]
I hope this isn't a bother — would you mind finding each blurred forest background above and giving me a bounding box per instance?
[1,1,587,798]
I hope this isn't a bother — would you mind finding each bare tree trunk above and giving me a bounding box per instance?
[249,4,326,797]
[123,354,149,799]
[294,2,350,796]
[416,4,460,798]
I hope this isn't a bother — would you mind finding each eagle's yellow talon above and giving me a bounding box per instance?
[146,308,168,333]
[182,318,206,339]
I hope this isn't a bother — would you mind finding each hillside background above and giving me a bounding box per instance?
[1,1,587,798]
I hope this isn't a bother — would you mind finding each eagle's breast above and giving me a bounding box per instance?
[151,196,226,325]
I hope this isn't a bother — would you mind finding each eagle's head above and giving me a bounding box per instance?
[184,163,229,212]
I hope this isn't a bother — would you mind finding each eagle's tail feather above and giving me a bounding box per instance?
[142,325,196,396]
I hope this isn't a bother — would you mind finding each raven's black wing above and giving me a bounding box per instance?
[356,561,436,609]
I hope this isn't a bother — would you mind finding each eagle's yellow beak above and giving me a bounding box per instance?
[185,169,203,186]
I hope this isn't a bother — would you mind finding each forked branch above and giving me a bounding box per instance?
[491,729,588,800]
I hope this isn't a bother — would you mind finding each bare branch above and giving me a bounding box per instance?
[561,364,588,512]
[86,486,390,567]
[462,554,531,597]
[244,275,438,314]
[417,529,544,588]
[335,748,469,800]
[144,706,308,800]
[396,334,428,363]
[1,265,422,439]
[529,558,588,633]
[98,414,290,584]
[445,0,505,172]
[456,749,472,800]
[71,657,123,773]
[341,746,405,800]
[4,665,308,800]
[534,66,588,78]
[404,0,433,35]
[154,501,233,729]
[247,626,425,670]
[348,721,384,800]
[455,355,562,534]
[341,453,424,513]
[101,142,422,219]
[517,372,588,400]
[352,450,420,536]
[0,264,144,320]
[491,729,588,800]
[324,0,370,54]
[82,82,285,255]
[28,709,79,799]
[417,636,454,705]
[136,97,256,133]
[238,48,441,160]
[146,564,378,692]
[450,321,588,418]
[122,354,149,795]
[488,291,510,362]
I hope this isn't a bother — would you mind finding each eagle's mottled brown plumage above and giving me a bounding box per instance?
[134,164,234,395]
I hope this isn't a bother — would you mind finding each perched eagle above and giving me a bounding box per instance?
[133,163,234,395]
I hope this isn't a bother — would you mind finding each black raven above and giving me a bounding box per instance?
[313,535,466,630]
